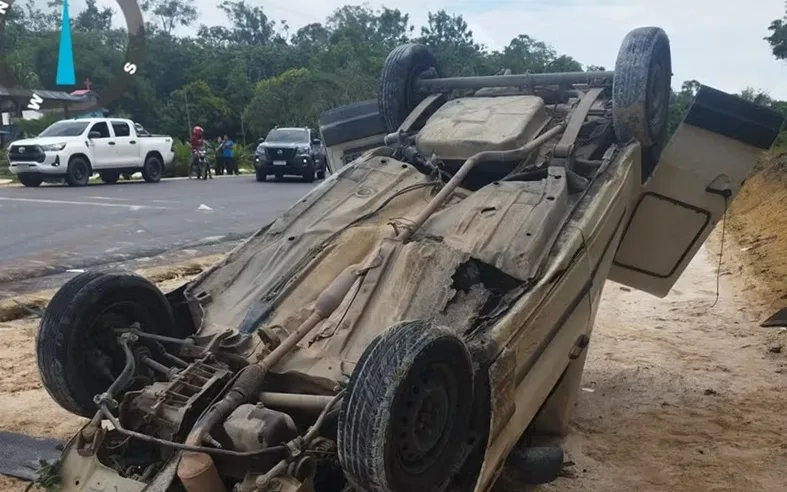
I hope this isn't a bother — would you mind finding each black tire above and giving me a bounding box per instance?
[18,174,42,187]
[302,168,315,183]
[378,43,441,133]
[612,27,672,181]
[316,169,326,180]
[142,155,163,183]
[318,100,387,147]
[255,168,267,182]
[65,156,91,187]
[338,320,475,491]
[100,171,120,184]
[35,271,180,418]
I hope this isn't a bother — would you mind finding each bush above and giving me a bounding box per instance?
[165,138,192,178]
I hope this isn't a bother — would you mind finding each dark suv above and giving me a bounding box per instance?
[254,127,328,183]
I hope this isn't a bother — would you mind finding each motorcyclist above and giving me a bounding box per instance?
[188,126,211,179]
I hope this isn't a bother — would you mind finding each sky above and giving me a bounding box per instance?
[65,0,787,100]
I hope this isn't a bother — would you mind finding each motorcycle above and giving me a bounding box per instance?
[189,148,212,180]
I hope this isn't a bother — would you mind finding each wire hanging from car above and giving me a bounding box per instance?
[710,194,730,308]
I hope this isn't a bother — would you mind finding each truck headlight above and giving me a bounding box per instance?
[296,146,310,155]
[41,143,67,151]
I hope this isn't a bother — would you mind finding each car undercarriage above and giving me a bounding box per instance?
[33,26,784,492]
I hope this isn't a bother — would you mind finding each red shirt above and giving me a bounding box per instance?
[190,135,205,150]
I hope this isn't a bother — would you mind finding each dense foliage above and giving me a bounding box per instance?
[0,0,785,147]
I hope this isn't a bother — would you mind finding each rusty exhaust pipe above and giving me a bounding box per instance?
[177,264,365,492]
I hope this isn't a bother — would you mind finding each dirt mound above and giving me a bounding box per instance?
[712,149,787,319]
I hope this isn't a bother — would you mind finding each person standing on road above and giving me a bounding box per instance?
[222,134,237,175]
[214,137,225,176]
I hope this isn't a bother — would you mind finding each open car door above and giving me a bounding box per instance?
[609,85,785,297]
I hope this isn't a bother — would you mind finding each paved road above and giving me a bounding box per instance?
[0,175,317,282]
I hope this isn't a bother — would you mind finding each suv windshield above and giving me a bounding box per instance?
[265,129,308,143]
[38,121,90,137]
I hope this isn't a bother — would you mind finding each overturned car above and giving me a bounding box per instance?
[35,27,784,492]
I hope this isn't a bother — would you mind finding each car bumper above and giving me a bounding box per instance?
[8,152,68,175]
[254,155,314,173]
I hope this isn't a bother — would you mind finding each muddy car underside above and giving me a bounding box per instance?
[33,27,783,492]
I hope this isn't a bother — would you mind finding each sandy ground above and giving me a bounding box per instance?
[0,242,785,491]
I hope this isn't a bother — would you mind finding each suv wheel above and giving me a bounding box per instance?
[255,167,267,182]
[19,174,43,187]
[66,157,91,187]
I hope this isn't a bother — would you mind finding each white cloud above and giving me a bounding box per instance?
[75,0,787,99]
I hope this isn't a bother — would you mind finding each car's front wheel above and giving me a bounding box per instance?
[35,271,182,418]
[65,156,91,187]
[18,174,43,187]
[255,167,267,182]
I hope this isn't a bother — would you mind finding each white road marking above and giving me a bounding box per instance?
[87,196,125,201]
[0,197,168,210]
[197,204,213,211]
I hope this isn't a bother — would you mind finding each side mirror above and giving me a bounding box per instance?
[88,131,101,139]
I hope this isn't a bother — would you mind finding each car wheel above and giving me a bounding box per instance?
[338,320,474,491]
[100,171,120,184]
[65,156,91,187]
[317,166,326,180]
[18,174,43,187]
[142,155,163,183]
[612,27,672,182]
[255,168,267,182]
[35,271,182,418]
[378,43,442,132]
[302,168,315,183]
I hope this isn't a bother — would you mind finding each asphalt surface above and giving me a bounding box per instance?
[0,175,317,284]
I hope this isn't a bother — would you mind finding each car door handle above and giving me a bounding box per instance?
[129,140,136,144]
[108,141,116,145]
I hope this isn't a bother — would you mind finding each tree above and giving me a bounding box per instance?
[419,10,488,76]
[74,0,114,32]
[217,0,276,45]
[142,0,198,34]
[766,6,787,60]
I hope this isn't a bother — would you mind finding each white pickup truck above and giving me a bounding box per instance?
[7,118,175,187]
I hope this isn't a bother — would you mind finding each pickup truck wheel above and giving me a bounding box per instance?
[338,320,474,491]
[65,157,91,187]
[35,271,179,418]
[142,155,163,183]
[379,43,442,132]
[302,168,315,183]
[18,174,43,187]
[317,169,326,180]
[612,27,672,182]
[255,168,267,182]
[100,171,120,184]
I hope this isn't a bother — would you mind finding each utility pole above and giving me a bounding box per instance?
[184,91,192,136]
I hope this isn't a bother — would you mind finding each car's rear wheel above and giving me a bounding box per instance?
[612,26,672,182]
[378,43,442,132]
[338,320,474,491]
[100,171,120,184]
[18,174,43,187]
[35,271,181,418]
[142,155,163,183]
[65,157,91,187]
